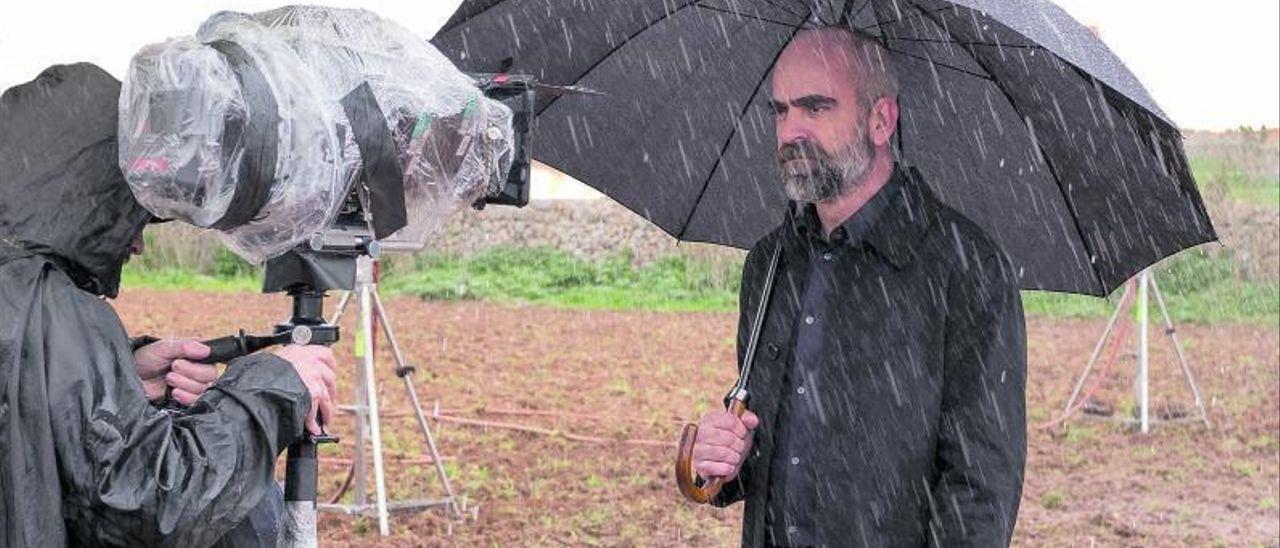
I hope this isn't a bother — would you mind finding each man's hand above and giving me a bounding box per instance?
[273,345,338,436]
[133,339,212,404]
[693,408,760,482]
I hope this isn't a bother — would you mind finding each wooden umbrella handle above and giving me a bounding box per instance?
[675,398,748,504]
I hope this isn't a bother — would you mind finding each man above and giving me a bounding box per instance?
[0,63,337,547]
[691,28,1027,547]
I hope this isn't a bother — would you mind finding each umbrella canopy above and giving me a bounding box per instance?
[432,0,1216,296]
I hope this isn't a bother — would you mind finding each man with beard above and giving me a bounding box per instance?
[689,27,1027,547]
[0,63,338,547]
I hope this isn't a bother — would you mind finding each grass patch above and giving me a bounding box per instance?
[1023,249,1278,325]
[1230,460,1257,478]
[121,265,259,292]
[383,247,739,312]
[1041,488,1067,510]
[1190,156,1279,208]
[382,247,1276,323]
[122,245,1276,324]
[1064,424,1098,444]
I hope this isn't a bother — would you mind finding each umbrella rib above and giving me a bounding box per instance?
[757,0,805,18]
[533,0,706,117]
[885,35,1046,50]
[911,2,1109,293]
[435,1,509,36]
[675,12,812,241]
[693,4,806,29]
[880,46,994,80]
[857,5,955,31]
[842,0,875,26]
[850,2,994,81]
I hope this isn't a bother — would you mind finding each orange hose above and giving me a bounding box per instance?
[1039,282,1136,430]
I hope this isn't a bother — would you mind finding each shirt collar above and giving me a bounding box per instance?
[788,164,933,269]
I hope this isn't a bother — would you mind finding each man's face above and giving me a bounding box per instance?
[769,31,876,203]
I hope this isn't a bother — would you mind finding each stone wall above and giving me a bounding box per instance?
[433,199,742,264]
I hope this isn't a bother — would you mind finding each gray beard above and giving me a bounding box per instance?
[779,130,875,203]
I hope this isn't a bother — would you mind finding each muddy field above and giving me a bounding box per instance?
[113,290,1279,547]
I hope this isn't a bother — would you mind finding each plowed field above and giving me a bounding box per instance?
[114,290,1279,547]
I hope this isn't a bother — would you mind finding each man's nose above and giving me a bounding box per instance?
[775,115,812,146]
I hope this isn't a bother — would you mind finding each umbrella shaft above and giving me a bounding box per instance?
[728,242,783,402]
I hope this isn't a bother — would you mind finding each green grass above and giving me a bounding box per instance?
[1040,488,1067,510]
[1023,249,1279,324]
[121,265,259,292]
[382,247,739,312]
[121,246,1277,323]
[381,247,1275,323]
[1190,156,1279,208]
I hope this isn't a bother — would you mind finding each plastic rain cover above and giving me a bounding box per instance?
[118,20,345,263]
[201,5,514,252]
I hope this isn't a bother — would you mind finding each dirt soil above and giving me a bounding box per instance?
[113,290,1279,547]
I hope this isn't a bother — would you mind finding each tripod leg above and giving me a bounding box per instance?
[343,288,368,510]
[1064,281,1133,414]
[359,272,391,535]
[370,289,462,521]
[329,290,353,325]
[1149,276,1212,428]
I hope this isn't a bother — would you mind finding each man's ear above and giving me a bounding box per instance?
[869,96,899,147]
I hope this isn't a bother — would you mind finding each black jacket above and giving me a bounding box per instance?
[713,167,1027,547]
[0,64,309,547]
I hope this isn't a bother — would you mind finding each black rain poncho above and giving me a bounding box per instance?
[0,63,309,547]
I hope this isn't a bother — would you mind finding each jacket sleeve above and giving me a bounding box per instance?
[39,273,310,547]
[928,250,1027,547]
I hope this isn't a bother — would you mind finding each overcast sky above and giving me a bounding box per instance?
[1,1,1275,131]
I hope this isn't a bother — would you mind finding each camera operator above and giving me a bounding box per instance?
[0,63,336,547]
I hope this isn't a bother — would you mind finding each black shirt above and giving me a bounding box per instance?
[766,170,903,546]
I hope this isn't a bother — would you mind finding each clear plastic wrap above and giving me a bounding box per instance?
[118,39,247,228]
[120,17,346,263]
[208,5,515,250]
[121,6,512,260]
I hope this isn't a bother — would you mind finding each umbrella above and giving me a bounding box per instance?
[432,0,1216,296]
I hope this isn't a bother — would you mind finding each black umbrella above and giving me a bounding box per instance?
[432,0,1215,296]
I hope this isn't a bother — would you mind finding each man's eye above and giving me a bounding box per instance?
[807,104,829,114]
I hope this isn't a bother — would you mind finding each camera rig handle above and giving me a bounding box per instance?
[193,287,340,548]
[201,330,290,364]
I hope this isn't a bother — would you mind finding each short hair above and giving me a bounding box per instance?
[822,26,900,107]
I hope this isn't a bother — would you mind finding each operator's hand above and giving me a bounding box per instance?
[692,408,759,482]
[133,339,212,404]
[274,345,338,436]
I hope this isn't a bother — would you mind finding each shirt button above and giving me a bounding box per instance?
[790,457,800,465]
[787,526,798,535]
[797,386,806,395]
[822,252,833,261]
[804,315,815,325]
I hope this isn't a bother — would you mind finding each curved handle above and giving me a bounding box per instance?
[675,398,747,504]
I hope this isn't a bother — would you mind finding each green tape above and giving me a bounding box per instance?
[354,328,367,358]
[411,112,434,140]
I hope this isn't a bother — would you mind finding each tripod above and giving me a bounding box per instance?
[319,255,462,535]
[1061,269,1211,433]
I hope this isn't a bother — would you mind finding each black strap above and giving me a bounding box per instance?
[340,82,408,240]
[206,39,280,230]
